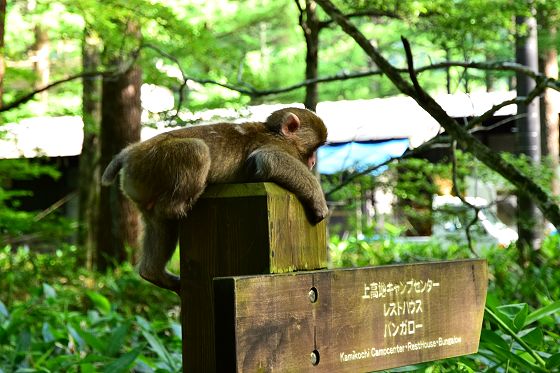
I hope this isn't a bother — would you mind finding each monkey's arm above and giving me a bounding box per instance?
[249,148,328,223]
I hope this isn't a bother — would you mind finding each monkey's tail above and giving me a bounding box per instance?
[101,150,128,186]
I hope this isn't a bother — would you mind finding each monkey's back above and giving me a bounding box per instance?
[160,122,280,183]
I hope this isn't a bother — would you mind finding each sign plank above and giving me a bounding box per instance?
[214,259,487,372]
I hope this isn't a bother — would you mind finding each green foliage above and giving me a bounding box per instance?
[4,0,534,122]
[0,159,74,248]
[0,245,181,372]
[329,229,560,372]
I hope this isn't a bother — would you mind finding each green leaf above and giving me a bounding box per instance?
[79,363,97,373]
[170,322,182,339]
[34,346,55,367]
[513,303,529,332]
[137,316,176,371]
[42,322,55,342]
[135,315,151,330]
[520,327,544,349]
[106,323,130,357]
[67,324,86,351]
[525,301,560,326]
[494,303,527,332]
[0,300,9,318]
[86,291,111,315]
[103,346,143,373]
[546,353,560,370]
[16,329,31,354]
[42,283,57,299]
[76,328,106,352]
[480,329,509,351]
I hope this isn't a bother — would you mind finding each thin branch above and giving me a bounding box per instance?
[450,140,479,256]
[34,192,77,222]
[6,53,558,116]
[467,77,548,130]
[0,71,110,113]
[314,0,560,228]
[470,114,525,134]
[401,36,423,94]
[318,9,401,29]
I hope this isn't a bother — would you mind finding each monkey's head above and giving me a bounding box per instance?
[265,108,328,169]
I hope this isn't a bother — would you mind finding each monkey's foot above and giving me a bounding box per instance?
[140,272,181,295]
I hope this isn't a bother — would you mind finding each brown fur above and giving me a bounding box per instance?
[101,107,328,293]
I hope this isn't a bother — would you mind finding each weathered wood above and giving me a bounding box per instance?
[214,259,487,372]
[180,182,327,372]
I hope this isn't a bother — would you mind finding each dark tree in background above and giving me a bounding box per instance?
[31,24,49,114]
[298,0,320,111]
[515,10,542,260]
[79,28,101,269]
[0,0,6,109]
[538,9,560,197]
[97,64,141,270]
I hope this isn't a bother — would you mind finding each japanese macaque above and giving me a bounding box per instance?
[101,107,328,293]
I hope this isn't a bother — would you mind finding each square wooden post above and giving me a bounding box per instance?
[180,182,327,372]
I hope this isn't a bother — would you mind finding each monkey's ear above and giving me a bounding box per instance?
[281,113,301,136]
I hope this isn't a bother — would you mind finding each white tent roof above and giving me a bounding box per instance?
[0,90,518,159]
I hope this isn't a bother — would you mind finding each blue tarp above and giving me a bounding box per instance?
[317,138,409,175]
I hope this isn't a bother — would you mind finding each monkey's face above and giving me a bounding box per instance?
[266,107,328,169]
[307,151,317,170]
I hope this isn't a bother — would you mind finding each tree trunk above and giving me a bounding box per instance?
[79,29,101,268]
[539,26,560,197]
[0,0,6,109]
[97,64,142,270]
[32,24,50,114]
[300,0,320,111]
[445,46,452,94]
[485,53,496,92]
[515,12,542,259]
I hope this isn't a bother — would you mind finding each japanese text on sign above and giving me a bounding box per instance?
[362,278,440,299]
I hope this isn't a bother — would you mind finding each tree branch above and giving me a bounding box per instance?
[450,140,479,255]
[0,71,110,113]
[315,0,560,229]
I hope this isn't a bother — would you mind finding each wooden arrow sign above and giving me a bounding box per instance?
[214,259,487,372]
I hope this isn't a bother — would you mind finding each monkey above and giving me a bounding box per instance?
[101,107,328,294]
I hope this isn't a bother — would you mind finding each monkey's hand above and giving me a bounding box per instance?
[249,148,329,224]
[311,196,329,224]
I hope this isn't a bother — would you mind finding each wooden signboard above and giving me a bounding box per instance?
[214,259,487,372]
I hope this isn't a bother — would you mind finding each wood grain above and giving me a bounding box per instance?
[180,182,327,372]
[214,259,488,372]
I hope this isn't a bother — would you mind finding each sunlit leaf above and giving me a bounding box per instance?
[86,291,111,315]
[525,301,560,326]
[42,322,55,342]
[43,283,57,299]
[0,300,8,318]
[512,303,529,332]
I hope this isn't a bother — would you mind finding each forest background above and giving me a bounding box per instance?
[0,0,559,372]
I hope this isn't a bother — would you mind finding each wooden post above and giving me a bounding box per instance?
[180,182,327,372]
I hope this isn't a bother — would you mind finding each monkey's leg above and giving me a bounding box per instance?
[139,216,181,293]
[250,149,328,223]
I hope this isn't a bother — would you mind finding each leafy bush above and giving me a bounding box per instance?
[0,246,182,372]
[0,159,74,249]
